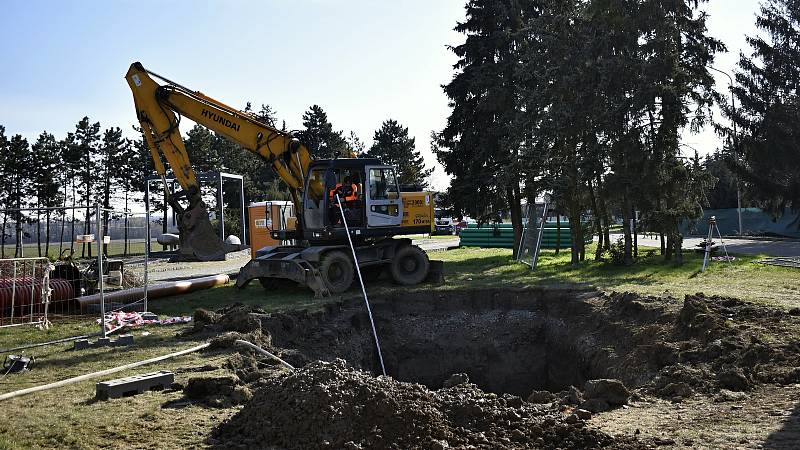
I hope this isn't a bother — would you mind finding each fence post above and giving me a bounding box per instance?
[144,209,149,313]
[96,204,106,339]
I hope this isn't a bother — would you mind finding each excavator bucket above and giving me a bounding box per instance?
[174,201,239,262]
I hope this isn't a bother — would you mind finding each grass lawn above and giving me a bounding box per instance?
[0,243,798,449]
[432,244,800,309]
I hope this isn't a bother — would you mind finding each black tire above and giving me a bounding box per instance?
[390,245,430,285]
[319,250,354,294]
[358,265,385,282]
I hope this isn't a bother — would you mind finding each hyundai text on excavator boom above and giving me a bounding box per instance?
[125,62,434,297]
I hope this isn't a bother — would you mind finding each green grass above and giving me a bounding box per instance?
[0,323,232,449]
[432,245,800,308]
[149,283,327,317]
[1,240,157,261]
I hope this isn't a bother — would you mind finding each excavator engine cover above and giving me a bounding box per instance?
[175,201,237,262]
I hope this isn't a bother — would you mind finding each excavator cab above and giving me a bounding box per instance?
[300,158,402,242]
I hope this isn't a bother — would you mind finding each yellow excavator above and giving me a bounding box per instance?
[125,62,434,297]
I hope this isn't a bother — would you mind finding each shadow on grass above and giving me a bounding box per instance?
[149,283,329,317]
[30,328,203,372]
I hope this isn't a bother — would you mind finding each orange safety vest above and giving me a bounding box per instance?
[329,183,358,202]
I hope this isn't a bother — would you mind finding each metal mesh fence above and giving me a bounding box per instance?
[0,206,151,329]
[0,257,52,328]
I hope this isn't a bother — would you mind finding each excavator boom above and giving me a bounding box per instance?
[124,62,312,261]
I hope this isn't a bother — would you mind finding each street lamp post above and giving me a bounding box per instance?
[709,66,743,236]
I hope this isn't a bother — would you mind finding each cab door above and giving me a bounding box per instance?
[365,166,402,227]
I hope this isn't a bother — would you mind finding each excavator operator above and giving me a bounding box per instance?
[329,173,361,227]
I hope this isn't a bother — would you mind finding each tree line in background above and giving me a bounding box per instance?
[0,103,431,259]
[436,0,800,266]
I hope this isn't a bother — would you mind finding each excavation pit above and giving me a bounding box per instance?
[258,288,629,397]
[203,288,800,448]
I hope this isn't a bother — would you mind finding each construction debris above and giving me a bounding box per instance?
[96,370,174,400]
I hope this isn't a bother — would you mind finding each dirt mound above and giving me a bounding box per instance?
[184,375,253,407]
[212,359,641,449]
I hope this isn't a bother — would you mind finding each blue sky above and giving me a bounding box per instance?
[0,1,761,190]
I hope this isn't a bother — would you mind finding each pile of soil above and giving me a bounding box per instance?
[212,359,641,449]
[599,292,800,399]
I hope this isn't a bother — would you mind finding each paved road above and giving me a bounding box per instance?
[608,233,800,257]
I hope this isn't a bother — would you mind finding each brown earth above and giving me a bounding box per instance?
[179,288,800,449]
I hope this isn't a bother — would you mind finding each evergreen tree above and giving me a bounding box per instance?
[184,124,220,173]
[31,132,63,257]
[438,0,538,256]
[367,119,432,187]
[346,131,365,155]
[297,105,348,159]
[70,117,101,258]
[99,127,128,254]
[705,151,745,209]
[0,127,9,256]
[4,135,31,257]
[723,0,800,222]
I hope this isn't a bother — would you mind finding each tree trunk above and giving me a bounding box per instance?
[659,232,665,256]
[594,175,611,251]
[45,210,52,258]
[568,209,582,267]
[70,180,76,255]
[124,189,129,256]
[36,207,42,257]
[1,211,7,258]
[633,207,638,259]
[674,232,683,265]
[59,179,68,256]
[507,184,523,259]
[555,213,561,255]
[14,190,23,258]
[587,179,604,261]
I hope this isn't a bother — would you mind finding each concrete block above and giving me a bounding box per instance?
[73,339,90,350]
[113,334,134,346]
[96,371,174,400]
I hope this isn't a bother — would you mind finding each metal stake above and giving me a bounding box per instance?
[336,193,386,377]
[96,204,106,339]
[532,202,548,270]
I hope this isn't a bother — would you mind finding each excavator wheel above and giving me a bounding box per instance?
[319,250,354,294]
[390,245,430,286]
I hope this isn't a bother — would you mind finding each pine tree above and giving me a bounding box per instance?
[297,105,348,159]
[346,131,365,155]
[5,135,31,257]
[723,0,800,222]
[367,119,432,188]
[99,127,128,254]
[438,0,537,256]
[0,127,9,257]
[70,117,101,258]
[184,124,220,173]
[31,132,63,257]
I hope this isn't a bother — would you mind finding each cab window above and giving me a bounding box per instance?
[369,168,399,200]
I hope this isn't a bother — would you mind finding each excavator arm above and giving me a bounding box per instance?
[124,62,312,260]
